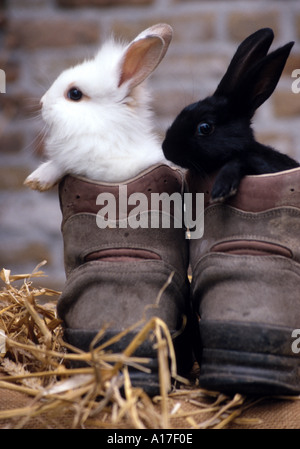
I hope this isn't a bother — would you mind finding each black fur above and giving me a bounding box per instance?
[162,28,299,202]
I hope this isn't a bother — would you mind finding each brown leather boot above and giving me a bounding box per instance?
[57,164,193,396]
[187,167,300,395]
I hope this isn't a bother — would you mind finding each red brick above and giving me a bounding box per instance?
[0,242,52,268]
[158,52,228,80]
[227,11,279,42]
[256,131,295,159]
[0,58,20,83]
[0,166,30,190]
[112,12,216,44]
[284,53,300,78]
[0,94,40,120]
[0,132,25,154]
[110,19,162,42]
[272,89,300,118]
[295,14,300,41]
[5,19,100,50]
[57,0,153,6]
[170,12,216,43]
[152,87,195,119]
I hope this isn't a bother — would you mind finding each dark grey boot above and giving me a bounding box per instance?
[57,164,194,396]
[188,167,300,395]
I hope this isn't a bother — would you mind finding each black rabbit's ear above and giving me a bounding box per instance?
[214,28,274,97]
[230,41,294,117]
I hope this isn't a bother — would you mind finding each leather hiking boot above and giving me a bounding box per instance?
[187,167,300,395]
[57,164,193,396]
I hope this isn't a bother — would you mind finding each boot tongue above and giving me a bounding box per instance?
[59,164,183,225]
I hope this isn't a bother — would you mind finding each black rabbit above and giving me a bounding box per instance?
[162,28,299,202]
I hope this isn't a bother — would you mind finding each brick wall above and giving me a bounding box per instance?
[1,0,300,288]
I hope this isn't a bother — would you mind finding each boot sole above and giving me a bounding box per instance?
[63,327,193,397]
[198,320,300,395]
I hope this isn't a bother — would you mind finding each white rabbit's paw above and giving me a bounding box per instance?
[24,162,62,191]
[24,177,53,191]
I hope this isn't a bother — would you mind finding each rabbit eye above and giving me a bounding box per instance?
[67,87,83,101]
[197,122,214,136]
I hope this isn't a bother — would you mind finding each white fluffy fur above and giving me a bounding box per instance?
[25,29,171,191]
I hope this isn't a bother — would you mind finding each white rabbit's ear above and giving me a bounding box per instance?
[133,23,173,62]
[118,23,173,89]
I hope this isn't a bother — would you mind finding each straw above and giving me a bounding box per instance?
[0,263,298,429]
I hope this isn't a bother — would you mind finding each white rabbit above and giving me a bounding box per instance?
[24,24,172,191]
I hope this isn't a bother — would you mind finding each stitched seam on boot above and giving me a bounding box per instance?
[193,252,300,276]
[67,258,189,290]
[205,205,300,220]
